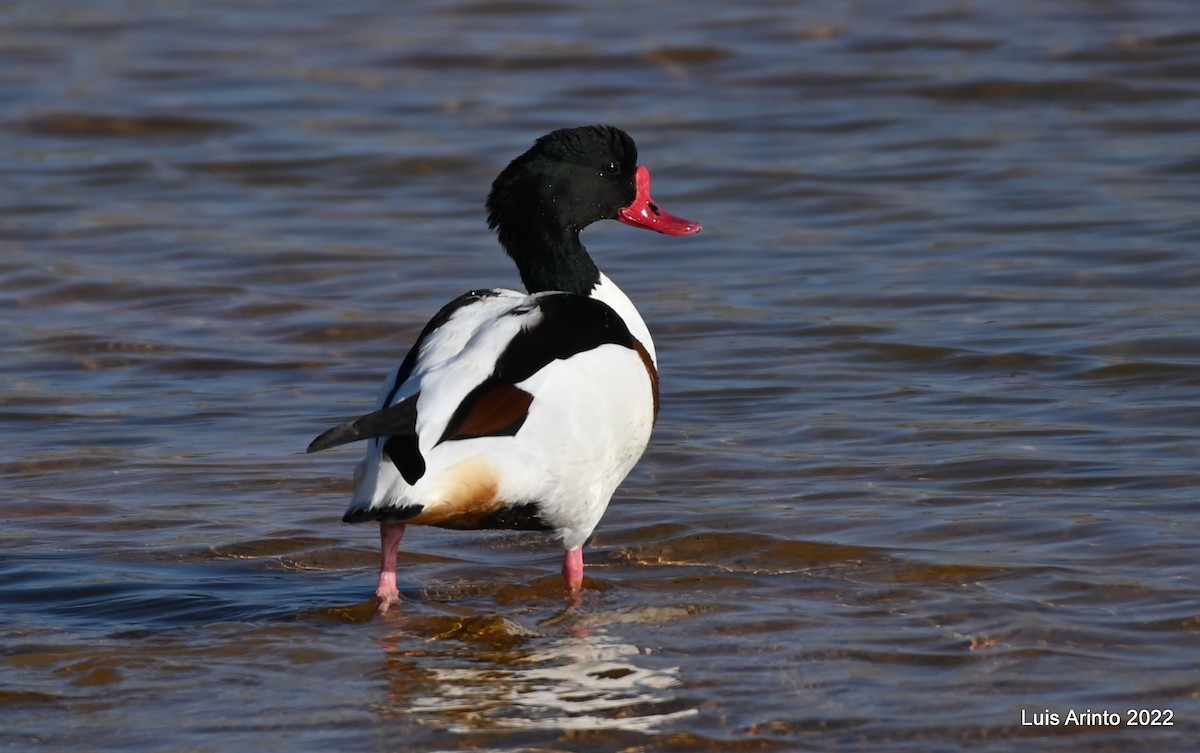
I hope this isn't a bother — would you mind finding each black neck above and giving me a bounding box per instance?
[502,224,601,296]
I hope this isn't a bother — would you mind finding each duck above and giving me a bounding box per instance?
[307,125,700,614]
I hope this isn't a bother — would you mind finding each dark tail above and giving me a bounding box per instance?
[306,394,420,454]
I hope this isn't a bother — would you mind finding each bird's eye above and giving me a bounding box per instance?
[600,161,620,177]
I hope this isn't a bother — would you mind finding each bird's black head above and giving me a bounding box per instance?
[487,125,640,240]
[485,125,700,294]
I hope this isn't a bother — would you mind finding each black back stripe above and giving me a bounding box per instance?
[492,293,635,384]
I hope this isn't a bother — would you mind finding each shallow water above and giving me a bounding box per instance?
[3,1,1200,750]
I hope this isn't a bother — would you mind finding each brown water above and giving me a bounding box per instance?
[3,1,1199,751]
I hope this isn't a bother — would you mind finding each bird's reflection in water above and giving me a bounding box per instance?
[375,606,698,733]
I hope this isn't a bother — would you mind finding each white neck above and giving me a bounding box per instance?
[591,273,656,365]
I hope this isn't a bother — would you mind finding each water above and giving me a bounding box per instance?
[3,1,1199,750]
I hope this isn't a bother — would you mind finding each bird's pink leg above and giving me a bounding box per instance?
[375,522,406,615]
[562,547,584,606]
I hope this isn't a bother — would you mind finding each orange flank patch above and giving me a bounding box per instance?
[443,384,534,442]
[633,338,660,422]
[409,456,504,529]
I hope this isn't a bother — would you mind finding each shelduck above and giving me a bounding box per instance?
[307,125,700,613]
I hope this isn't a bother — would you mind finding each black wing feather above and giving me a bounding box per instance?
[306,395,420,454]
